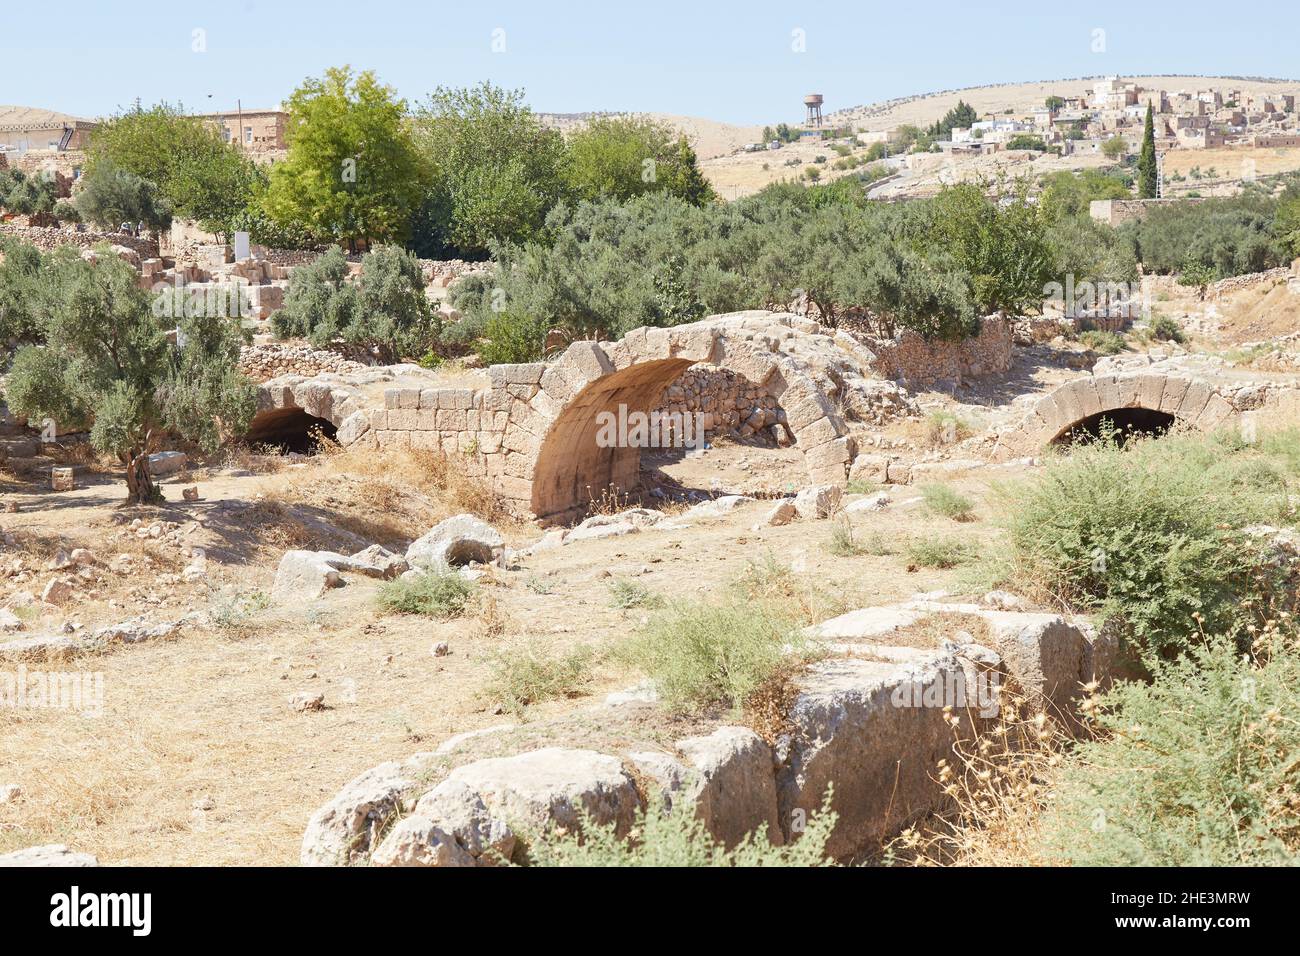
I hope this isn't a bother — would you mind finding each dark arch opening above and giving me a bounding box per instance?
[244,407,338,454]
[1055,407,1175,447]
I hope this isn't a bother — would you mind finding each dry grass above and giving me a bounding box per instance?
[885,683,1101,866]
[886,612,991,649]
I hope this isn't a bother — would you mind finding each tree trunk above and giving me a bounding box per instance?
[124,451,161,505]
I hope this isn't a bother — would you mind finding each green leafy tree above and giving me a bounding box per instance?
[2,169,58,217]
[1044,96,1065,111]
[3,250,255,501]
[74,162,173,231]
[412,82,566,259]
[270,245,437,359]
[84,102,258,236]
[0,237,45,342]
[1102,135,1128,160]
[929,181,1054,316]
[1005,134,1047,151]
[1137,102,1158,198]
[265,67,426,249]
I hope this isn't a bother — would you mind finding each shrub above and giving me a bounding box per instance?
[484,642,596,716]
[995,429,1293,662]
[906,535,972,569]
[920,484,976,521]
[618,602,813,714]
[826,517,867,556]
[1078,329,1126,355]
[607,578,663,609]
[271,245,437,359]
[923,410,972,447]
[1039,637,1300,865]
[378,567,475,618]
[1149,314,1186,343]
[526,787,838,866]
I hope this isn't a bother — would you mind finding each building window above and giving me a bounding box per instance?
[244,127,253,144]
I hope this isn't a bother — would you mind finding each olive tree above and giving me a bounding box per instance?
[3,249,256,502]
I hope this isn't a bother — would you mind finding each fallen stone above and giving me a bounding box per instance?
[407,778,517,865]
[147,451,188,477]
[0,609,23,632]
[685,495,754,519]
[0,634,78,661]
[0,784,21,803]
[758,500,797,527]
[271,550,343,601]
[300,761,416,866]
[674,727,783,848]
[41,578,75,605]
[289,691,325,712]
[845,492,890,513]
[447,747,640,837]
[0,844,98,867]
[406,514,504,569]
[793,484,842,520]
[369,816,474,867]
[345,545,408,579]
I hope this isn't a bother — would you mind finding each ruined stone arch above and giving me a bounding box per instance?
[259,313,860,523]
[517,315,857,523]
[995,373,1239,458]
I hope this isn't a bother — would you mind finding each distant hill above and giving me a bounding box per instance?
[537,112,764,160]
[827,74,1300,132]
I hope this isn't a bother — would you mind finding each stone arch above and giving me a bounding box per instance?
[995,373,1239,458]
[512,314,856,523]
[251,378,368,447]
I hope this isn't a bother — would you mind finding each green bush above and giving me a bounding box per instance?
[526,788,838,866]
[271,244,437,359]
[1040,637,1300,865]
[996,429,1293,662]
[906,535,973,569]
[607,578,663,609]
[1149,314,1186,343]
[1079,329,1126,355]
[484,642,596,716]
[920,483,975,521]
[618,601,814,714]
[378,567,475,618]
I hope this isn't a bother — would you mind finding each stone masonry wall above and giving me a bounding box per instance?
[862,316,1012,389]
[0,223,158,259]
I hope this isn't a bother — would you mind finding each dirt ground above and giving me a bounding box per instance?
[0,435,1015,865]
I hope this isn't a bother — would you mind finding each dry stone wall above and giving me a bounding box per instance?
[857,316,1013,388]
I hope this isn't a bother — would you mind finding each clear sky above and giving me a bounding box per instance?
[4,0,1296,125]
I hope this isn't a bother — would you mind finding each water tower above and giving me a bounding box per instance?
[804,93,824,128]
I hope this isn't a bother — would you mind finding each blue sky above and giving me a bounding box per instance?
[5,0,1296,124]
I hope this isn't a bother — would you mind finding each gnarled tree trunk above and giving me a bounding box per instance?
[124,449,161,504]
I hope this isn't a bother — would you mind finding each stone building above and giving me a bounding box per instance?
[0,105,97,151]
[196,108,287,151]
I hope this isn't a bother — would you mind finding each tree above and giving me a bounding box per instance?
[0,237,44,342]
[84,102,259,237]
[1006,134,1047,151]
[1102,135,1128,160]
[270,245,437,359]
[564,117,716,206]
[74,162,173,231]
[411,83,566,259]
[265,66,426,249]
[2,170,58,217]
[1045,96,1065,112]
[928,181,1055,316]
[1138,102,1158,199]
[3,249,255,501]
[928,100,978,138]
